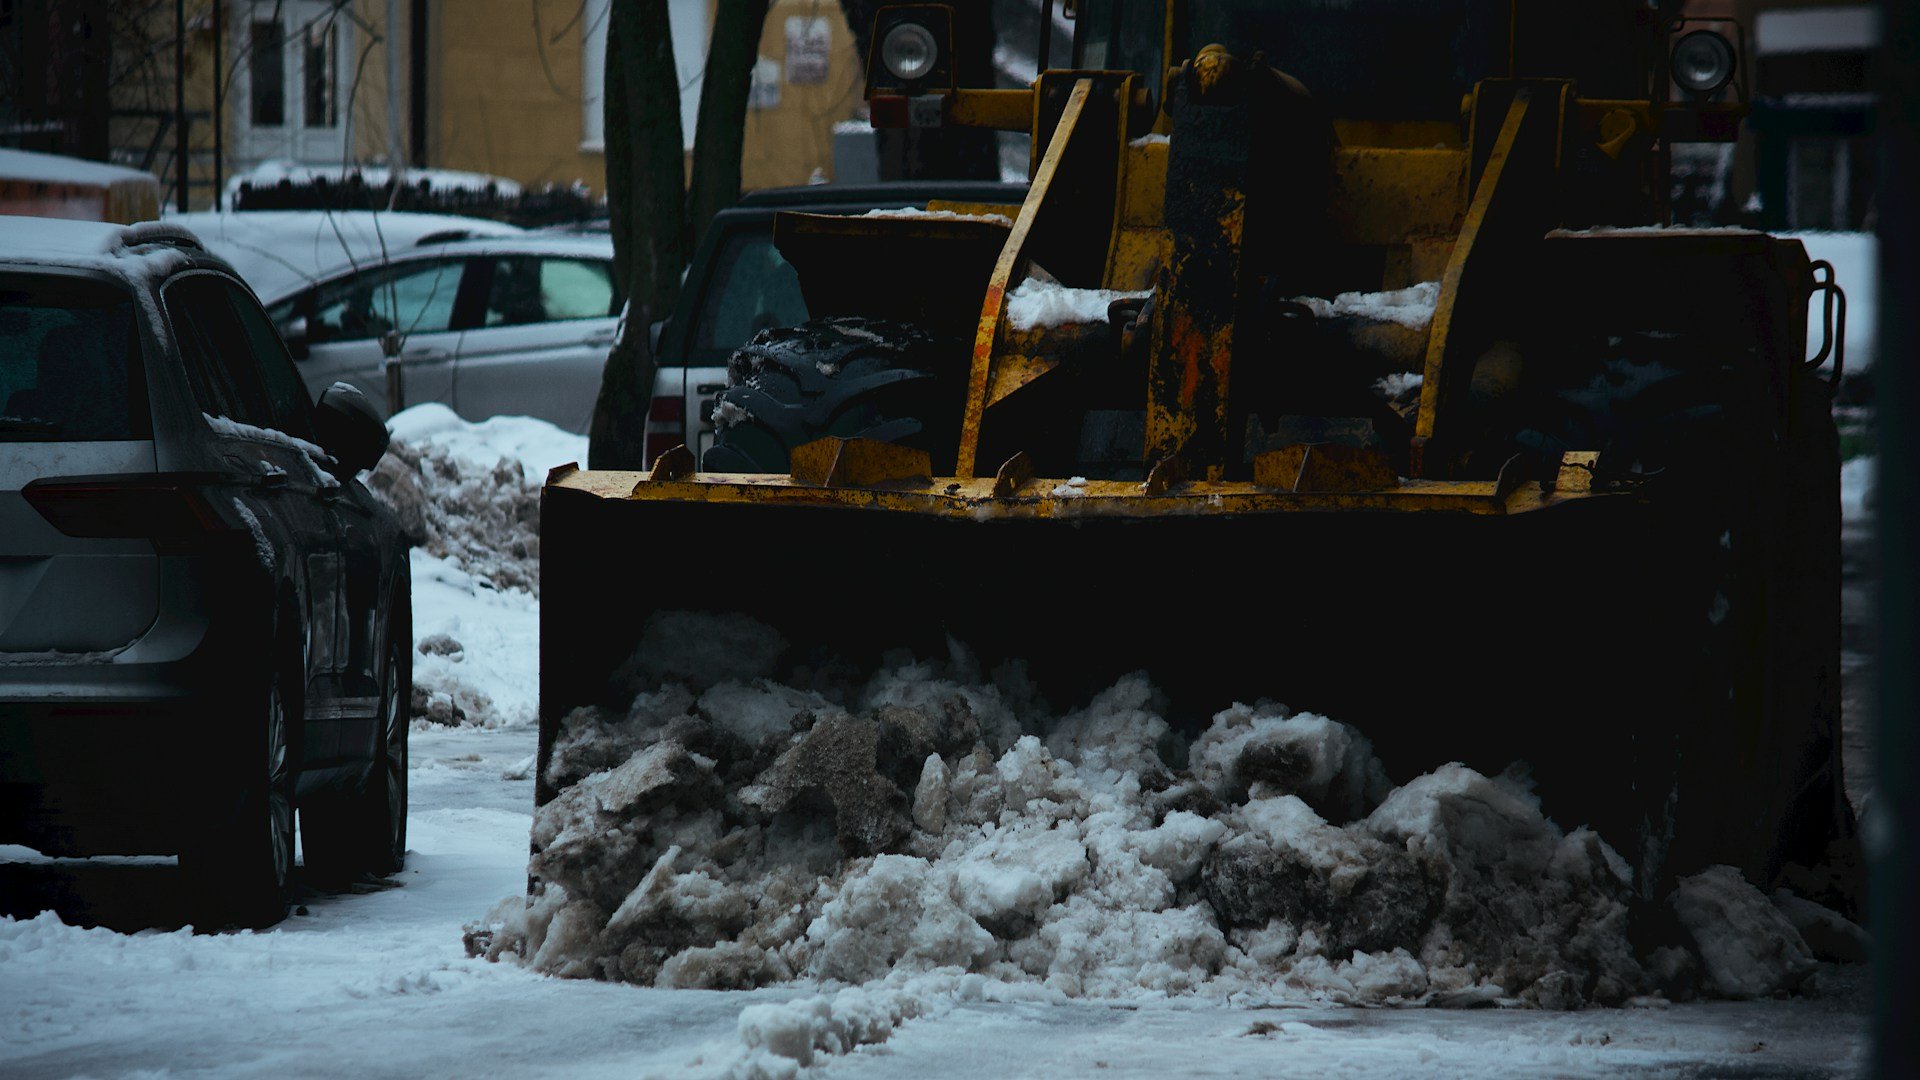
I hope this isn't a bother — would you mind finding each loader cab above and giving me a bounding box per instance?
[1073,0,1693,130]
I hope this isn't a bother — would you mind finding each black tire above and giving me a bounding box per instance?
[302,618,410,882]
[181,660,296,930]
[701,317,947,473]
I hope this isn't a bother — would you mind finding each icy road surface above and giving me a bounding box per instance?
[1,406,1876,1078]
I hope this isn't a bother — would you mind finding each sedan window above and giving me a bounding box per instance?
[481,256,620,326]
[308,258,464,343]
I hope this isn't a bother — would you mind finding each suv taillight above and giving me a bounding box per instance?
[24,476,226,539]
[643,394,686,467]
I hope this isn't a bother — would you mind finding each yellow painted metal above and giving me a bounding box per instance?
[1412,92,1531,470]
[1253,444,1401,493]
[1332,120,1465,149]
[990,451,1035,497]
[925,199,1023,220]
[553,463,1613,519]
[1328,148,1466,247]
[648,444,697,483]
[957,78,1095,481]
[790,437,933,488]
[1106,130,1171,290]
[947,88,1035,131]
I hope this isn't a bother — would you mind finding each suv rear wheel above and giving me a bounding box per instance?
[181,661,295,929]
[302,617,409,881]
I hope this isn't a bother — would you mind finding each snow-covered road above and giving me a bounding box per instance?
[0,407,1876,1079]
[0,579,1875,1079]
[0,714,1872,1078]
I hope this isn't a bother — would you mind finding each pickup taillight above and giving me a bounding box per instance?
[643,394,687,467]
[24,476,226,539]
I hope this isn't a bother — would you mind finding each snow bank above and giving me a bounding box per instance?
[1005,280,1152,331]
[470,617,1830,1032]
[387,403,588,485]
[1290,281,1441,331]
[374,405,582,727]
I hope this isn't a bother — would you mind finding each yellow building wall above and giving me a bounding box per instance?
[430,0,863,195]
[110,0,862,211]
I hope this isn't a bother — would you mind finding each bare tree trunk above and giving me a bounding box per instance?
[590,0,690,470]
[688,0,772,251]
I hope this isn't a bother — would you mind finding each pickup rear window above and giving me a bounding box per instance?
[0,276,149,442]
[692,228,809,362]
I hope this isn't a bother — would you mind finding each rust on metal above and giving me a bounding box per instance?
[991,451,1035,497]
[646,444,696,484]
[789,437,933,489]
[1142,454,1187,497]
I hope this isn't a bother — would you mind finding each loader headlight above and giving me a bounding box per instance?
[1671,31,1736,94]
[881,22,938,82]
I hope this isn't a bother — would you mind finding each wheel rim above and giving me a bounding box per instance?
[266,680,293,887]
[383,644,407,862]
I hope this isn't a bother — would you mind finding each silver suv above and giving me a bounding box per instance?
[0,218,411,928]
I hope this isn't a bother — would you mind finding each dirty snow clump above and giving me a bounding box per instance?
[1290,280,1441,331]
[1005,280,1152,331]
[468,611,1833,1019]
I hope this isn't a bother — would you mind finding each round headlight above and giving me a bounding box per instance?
[881,22,938,82]
[1671,31,1736,94]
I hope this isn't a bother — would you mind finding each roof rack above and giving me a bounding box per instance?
[115,221,206,253]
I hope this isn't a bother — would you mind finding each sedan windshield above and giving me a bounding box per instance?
[0,275,148,442]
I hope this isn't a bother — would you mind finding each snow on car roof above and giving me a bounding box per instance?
[0,217,210,291]
[167,210,528,303]
[411,233,614,258]
[0,216,197,260]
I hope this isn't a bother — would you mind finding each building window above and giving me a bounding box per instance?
[250,19,285,126]
[581,0,710,151]
[302,18,338,129]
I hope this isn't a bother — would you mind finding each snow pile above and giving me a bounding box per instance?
[372,403,588,592]
[470,615,1842,1026]
[1290,281,1441,331]
[373,405,584,727]
[1671,867,1815,998]
[1005,280,1152,331]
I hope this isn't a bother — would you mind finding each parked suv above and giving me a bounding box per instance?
[0,218,411,928]
[644,182,1027,464]
[262,233,620,434]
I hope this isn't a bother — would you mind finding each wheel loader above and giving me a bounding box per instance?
[540,0,1854,897]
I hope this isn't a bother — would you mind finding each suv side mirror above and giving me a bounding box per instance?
[314,382,390,474]
[280,316,310,360]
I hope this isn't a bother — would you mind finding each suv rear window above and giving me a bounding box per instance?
[0,275,149,442]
